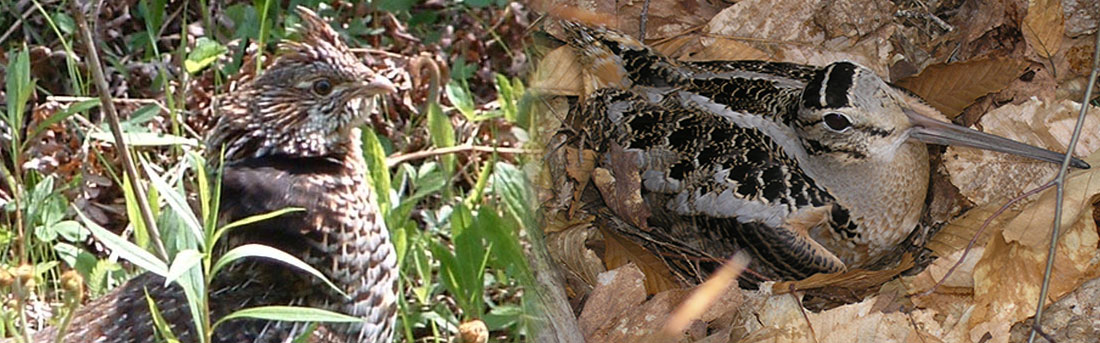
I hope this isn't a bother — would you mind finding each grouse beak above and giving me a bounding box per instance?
[905,108,1090,169]
[359,74,398,96]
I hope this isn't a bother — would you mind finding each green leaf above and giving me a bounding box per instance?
[141,157,204,248]
[51,220,87,242]
[444,80,476,121]
[122,175,150,250]
[24,99,99,149]
[362,129,392,215]
[491,162,536,229]
[185,37,228,74]
[495,74,517,122]
[163,249,203,287]
[76,207,168,275]
[144,288,182,343]
[51,12,76,34]
[426,102,456,174]
[211,244,347,298]
[214,306,363,331]
[6,46,33,147]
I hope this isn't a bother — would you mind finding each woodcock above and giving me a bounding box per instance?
[20,7,399,342]
[557,22,1091,283]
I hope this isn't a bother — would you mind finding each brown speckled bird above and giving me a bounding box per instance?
[557,22,1089,284]
[23,7,398,342]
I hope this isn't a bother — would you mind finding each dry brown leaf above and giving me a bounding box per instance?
[895,58,1029,117]
[967,149,1100,343]
[564,146,597,209]
[735,290,944,343]
[945,98,1100,206]
[601,227,680,295]
[593,143,651,230]
[545,213,605,287]
[577,263,649,338]
[704,0,894,75]
[680,36,771,62]
[531,45,584,96]
[1022,0,1065,59]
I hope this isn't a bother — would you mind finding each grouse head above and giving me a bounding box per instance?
[208,6,396,163]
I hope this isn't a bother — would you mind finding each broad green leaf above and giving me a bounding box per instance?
[185,37,228,74]
[444,80,476,120]
[495,74,517,122]
[163,249,203,286]
[211,244,347,298]
[76,207,168,275]
[426,102,456,173]
[490,162,536,229]
[6,46,32,146]
[362,129,391,215]
[214,306,362,331]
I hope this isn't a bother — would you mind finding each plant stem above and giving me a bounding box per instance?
[1026,22,1100,343]
[70,0,170,262]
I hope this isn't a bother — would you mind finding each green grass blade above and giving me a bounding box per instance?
[212,306,362,331]
[140,157,204,248]
[143,288,182,343]
[74,206,168,275]
[210,208,302,246]
[210,244,347,298]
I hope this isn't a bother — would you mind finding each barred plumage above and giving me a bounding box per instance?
[558,22,1089,283]
[24,7,398,342]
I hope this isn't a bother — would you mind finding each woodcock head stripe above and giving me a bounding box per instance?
[801,62,857,110]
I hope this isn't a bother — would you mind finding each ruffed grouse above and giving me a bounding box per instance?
[20,7,398,342]
[556,22,1089,284]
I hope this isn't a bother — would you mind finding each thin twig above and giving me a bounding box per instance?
[0,6,36,46]
[386,145,538,168]
[917,181,1054,297]
[71,0,169,262]
[1027,24,1100,343]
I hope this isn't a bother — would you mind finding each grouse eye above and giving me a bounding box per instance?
[312,79,333,96]
[823,112,852,131]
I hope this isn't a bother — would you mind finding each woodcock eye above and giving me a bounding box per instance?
[312,79,333,96]
[823,112,852,131]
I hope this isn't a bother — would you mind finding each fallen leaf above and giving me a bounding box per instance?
[895,58,1029,117]
[601,226,680,294]
[592,143,651,230]
[531,45,584,96]
[680,36,771,62]
[1021,0,1065,59]
[577,263,649,338]
[967,149,1100,343]
[736,290,944,343]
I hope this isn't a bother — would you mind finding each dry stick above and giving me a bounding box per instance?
[71,0,170,262]
[385,145,538,168]
[1027,26,1100,343]
[0,6,35,45]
